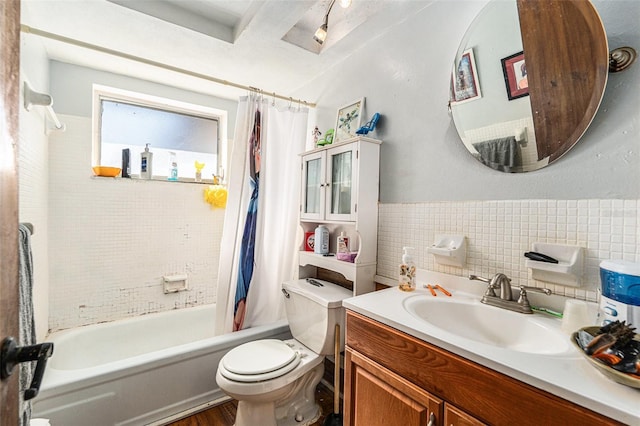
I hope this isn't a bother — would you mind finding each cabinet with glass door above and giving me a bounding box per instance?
[298,136,381,295]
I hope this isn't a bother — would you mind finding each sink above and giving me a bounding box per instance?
[403,295,573,355]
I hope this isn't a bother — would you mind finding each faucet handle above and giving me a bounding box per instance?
[517,286,552,309]
[469,274,497,297]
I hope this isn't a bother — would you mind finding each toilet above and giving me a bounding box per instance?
[216,278,352,426]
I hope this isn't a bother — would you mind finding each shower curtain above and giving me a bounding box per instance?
[216,94,308,334]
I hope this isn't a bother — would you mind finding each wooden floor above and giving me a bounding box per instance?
[168,382,337,426]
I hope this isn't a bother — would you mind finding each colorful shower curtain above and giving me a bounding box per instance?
[216,94,309,334]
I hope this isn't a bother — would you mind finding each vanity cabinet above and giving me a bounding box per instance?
[345,311,624,426]
[298,137,381,295]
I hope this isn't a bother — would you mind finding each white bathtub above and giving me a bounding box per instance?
[32,304,291,426]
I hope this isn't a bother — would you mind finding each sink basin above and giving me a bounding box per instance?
[403,295,572,355]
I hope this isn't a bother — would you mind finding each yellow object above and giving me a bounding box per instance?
[93,166,121,177]
[204,185,228,208]
[194,161,205,172]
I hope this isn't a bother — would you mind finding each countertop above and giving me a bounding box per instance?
[342,270,640,424]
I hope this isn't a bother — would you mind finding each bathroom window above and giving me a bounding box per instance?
[93,85,227,181]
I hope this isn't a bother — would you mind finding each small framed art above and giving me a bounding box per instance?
[334,98,364,143]
[501,51,529,101]
[452,48,482,104]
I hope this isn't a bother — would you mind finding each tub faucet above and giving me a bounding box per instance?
[469,273,552,314]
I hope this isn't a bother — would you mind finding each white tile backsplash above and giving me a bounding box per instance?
[377,200,640,301]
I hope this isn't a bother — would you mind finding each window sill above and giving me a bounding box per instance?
[92,175,219,185]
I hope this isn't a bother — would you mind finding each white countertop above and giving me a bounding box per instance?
[342,270,640,424]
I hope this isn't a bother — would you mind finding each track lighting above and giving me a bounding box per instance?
[313,0,336,45]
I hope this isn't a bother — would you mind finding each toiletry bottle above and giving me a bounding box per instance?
[337,231,349,254]
[399,247,416,292]
[314,225,329,255]
[168,152,178,181]
[140,144,153,179]
[122,148,131,178]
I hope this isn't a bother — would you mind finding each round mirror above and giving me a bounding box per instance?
[450,0,609,173]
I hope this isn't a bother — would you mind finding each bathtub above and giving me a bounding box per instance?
[32,304,291,426]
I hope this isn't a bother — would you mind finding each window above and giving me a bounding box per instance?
[93,85,227,181]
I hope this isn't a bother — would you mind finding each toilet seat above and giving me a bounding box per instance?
[220,339,302,383]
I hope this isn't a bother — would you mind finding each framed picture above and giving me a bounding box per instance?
[501,51,529,100]
[452,48,482,104]
[334,98,364,143]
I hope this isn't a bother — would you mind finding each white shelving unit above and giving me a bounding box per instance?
[297,136,381,295]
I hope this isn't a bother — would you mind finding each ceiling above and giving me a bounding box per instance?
[20,0,433,103]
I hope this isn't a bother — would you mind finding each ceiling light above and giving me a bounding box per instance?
[313,23,328,45]
[313,0,336,45]
[339,0,352,8]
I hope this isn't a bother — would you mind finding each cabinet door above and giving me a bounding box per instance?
[345,349,442,426]
[444,404,486,426]
[300,151,325,220]
[326,143,358,221]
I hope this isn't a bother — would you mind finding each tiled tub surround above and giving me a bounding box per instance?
[377,200,639,301]
[48,116,223,331]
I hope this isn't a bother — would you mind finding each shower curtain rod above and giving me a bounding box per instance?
[20,24,317,108]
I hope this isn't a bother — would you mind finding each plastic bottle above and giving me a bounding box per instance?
[399,247,416,292]
[140,144,153,179]
[314,225,329,255]
[168,151,178,181]
[337,231,349,254]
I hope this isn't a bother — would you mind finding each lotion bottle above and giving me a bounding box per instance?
[337,231,349,254]
[140,144,153,179]
[399,247,416,292]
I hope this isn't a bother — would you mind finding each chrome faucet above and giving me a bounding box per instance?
[469,273,552,314]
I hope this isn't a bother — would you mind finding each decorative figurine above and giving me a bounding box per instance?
[356,112,381,135]
[312,126,322,146]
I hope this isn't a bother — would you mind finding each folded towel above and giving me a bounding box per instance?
[19,224,35,426]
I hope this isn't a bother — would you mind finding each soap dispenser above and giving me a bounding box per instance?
[399,247,416,292]
[140,143,153,179]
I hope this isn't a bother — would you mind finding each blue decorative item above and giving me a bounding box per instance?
[356,112,380,135]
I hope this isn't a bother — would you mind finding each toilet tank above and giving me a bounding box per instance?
[282,279,353,355]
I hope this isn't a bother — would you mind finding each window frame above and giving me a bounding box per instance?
[92,84,228,181]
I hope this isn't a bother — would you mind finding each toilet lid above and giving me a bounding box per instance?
[221,339,301,382]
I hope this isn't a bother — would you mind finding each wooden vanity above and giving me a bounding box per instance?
[344,311,624,426]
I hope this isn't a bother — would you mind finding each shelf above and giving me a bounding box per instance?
[526,242,584,287]
[298,251,375,282]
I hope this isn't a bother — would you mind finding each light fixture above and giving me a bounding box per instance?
[313,0,336,45]
[313,22,328,45]
[339,0,351,8]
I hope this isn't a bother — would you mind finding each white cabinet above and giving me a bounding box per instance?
[298,136,381,295]
[301,142,359,222]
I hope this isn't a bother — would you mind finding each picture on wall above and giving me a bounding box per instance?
[501,51,529,100]
[334,98,364,143]
[452,48,482,104]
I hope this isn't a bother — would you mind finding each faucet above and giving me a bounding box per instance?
[469,273,552,314]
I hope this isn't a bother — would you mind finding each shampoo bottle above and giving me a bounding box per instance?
[140,144,153,179]
[399,246,416,292]
[314,225,329,255]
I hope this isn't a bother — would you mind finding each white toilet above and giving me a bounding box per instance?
[216,278,352,426]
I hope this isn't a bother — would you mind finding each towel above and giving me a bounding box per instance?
[19,224,35,426]
[473,137,521,172]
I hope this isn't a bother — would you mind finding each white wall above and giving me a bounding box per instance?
[294,0,640,202]
[294,0,640,296]
[19,33,51,340]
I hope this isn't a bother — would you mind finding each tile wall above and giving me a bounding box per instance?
[48,115,224,331]
[377,200,640,301]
